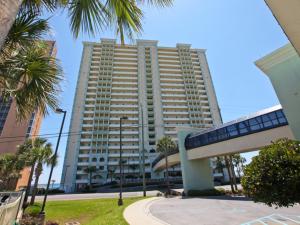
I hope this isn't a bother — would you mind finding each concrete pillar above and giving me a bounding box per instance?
[255,44,300,141]
[177,128,214,194]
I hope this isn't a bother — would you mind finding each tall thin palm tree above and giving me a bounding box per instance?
[156,136,176,195]
[21,138,54,205]
[17,139,35,205]
[17,138,54,205]
[0,0,173,49]
[108,167,116,183]
[84,166,97,189]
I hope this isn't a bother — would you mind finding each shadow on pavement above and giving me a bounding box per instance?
[182,195,252,202]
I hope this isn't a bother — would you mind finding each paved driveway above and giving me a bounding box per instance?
[149,196,300,225]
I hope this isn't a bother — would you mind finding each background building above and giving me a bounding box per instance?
[62,39,222,192]
[0,40,56,189]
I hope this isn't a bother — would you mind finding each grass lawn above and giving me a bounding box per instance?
[45,197,144,225]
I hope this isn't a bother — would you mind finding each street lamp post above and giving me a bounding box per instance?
[118,116,128,206]
[40,108,66,214]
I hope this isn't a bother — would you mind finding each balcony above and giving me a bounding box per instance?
[108,145,139,150]
[108,153,140,157]
[163,111,189,115]
[164,117,190,121]
[109,138,139,142]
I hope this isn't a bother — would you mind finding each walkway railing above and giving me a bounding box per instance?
[0,191,25,225]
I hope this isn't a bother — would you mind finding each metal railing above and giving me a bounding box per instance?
[0,191,25,225]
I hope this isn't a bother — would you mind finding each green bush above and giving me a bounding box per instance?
[24,203,42,216]
[187,188,226,197]
[242,138,300,208]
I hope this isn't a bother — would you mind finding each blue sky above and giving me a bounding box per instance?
[39,0,288,184]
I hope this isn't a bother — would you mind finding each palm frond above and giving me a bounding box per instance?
[136,0,173,7]
[21,0,59,14]
[68,0,108,38]
[1,10,50,57]
[0,43,63,121]
[107,0,143,44]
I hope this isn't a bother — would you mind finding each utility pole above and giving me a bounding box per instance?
[141,104,146,197]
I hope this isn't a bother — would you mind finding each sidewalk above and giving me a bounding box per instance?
[123,197,170,225]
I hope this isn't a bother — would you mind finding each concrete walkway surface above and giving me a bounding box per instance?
[124,197,170,225]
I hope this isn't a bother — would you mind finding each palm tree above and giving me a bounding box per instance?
[0,0,173,49]
[17,138,55,205]
[108,167,116,183]
[23,138,54,205]
[0,10,62,121]
[84,166,97,189]
[0,153,25,191]
[215,156,225,177]
[156,136,176,195]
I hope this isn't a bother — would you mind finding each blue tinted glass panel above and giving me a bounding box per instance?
[269,112,277,120]
[262,115,272,127]
[200,134,209,145]
[279,117,287,124]
[217,128,227,140]
[249,118,261,131]
[271,119,279,125]
[227,125,238,137]
[238,121,248,134]
[208,131,218,142]
[276,110,284,118]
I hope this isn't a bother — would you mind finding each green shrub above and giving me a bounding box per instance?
[187,188,226,197]
[24,203,42,216]
[242,138,300,207]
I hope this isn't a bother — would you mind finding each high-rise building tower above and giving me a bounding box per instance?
[62,39,222,192]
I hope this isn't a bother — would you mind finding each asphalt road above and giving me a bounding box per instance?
[35,190,160,201]
[150,196,300,225]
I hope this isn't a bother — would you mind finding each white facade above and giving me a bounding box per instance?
[61,39,222,192]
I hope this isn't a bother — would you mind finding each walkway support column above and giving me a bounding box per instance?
[177,128,214,195]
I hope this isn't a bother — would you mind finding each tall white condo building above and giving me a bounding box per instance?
[62,39,222,192]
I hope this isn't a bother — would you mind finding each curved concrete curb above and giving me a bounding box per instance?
[124,197,170,225]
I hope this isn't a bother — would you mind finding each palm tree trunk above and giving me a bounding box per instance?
[23,164,35,207]
[89,172,92,189]
[224,156,234,193]
[30,171,41,205]
[0,0,23,49]
[229,155,238,191]
[165,152,170,195]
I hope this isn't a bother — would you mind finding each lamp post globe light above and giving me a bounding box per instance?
[40,108,66,214]
[118,116,128,206]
